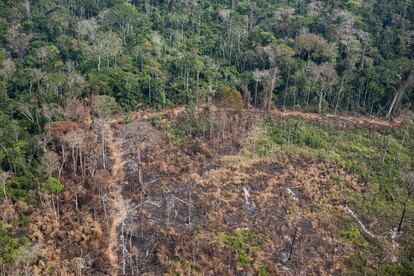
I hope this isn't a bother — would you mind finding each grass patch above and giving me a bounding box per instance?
[218,230,261,268]
[341,224,370,248]
[245,117,414,222]
[153,113,213,143]
[244,116,414,273]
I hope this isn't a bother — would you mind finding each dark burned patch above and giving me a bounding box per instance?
[129,235,163,273]
[272,218,338,274]
[223,213,249,229]
[217,145,241,156]
[197,162,221,175]
[111,113,366,275]
[251,162,285,175]
[278,187,301,202]
[248,179,267,191]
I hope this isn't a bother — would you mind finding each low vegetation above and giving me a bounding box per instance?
[244,116,414,273]
[218,230,262,267]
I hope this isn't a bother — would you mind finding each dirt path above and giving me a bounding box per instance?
[271,109,404,129]
[106,125,128,275]
[113,105,405,130]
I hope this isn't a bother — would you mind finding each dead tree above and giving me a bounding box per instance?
[288,227,298,261]
[398,171,414,232]
[386,71,414,119]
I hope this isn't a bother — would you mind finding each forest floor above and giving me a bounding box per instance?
[104,107,412,275]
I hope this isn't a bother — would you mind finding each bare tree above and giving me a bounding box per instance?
[15,242,43,275]
[41,151,60,178]
[0,172,12,200]
[63,130,86,175]
[397,171,414,232]
[261,68,280,111]
[86,31,122,71]
[6,25,32,59]
[65,62,85,100]
[386,70,414,119]
[26,68,44,95]
[252,69,264,108]
[92,119,110,170]
[310,63,338,114]
[76,18,99,40]
[0,58,16,80]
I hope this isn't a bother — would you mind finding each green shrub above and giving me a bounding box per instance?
[91,95,121,118]
[214,86,243,110]
[41,178,64,194]
[218,230,261,267]
[259,266,269,276]
[0,223,20,263]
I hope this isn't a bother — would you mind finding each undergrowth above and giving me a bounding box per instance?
[218,230,262,268]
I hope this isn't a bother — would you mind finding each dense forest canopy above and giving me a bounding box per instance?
[0,0,413,114]
[0,0,414,274]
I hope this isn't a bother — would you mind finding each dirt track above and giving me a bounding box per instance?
[272,109,404,129]
[106,125,128,275]
[115,106,406,130]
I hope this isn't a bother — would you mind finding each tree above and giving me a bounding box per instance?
[0,172,12,200]
[86,31,122,71]
[0,223,20,263]
[386,60,414,119]
[310,63,338,114]
[296,33,335,63]
[107,3,141,45]
[41,177,64,219]
[0,58,16,81]
[6,25,32,60]
[214,86,243,110]
[91,95,120,118]
[41,177,64,194]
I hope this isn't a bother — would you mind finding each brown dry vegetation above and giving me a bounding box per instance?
[3,107,410,275]
[104,109,386,275]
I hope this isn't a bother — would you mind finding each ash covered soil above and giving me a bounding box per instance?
[108,110,395,275]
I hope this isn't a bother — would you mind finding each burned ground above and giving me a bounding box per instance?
[5,108,410,275]
[109,110,379,275]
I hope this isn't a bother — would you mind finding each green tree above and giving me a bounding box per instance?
[91,95,121,118]
[296,33,335,63]
[214,85,243,110]
[0,223,20,263]
[41,177,64,194]
[107,3,142,45]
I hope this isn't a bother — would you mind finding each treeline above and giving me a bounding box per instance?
[0,0,413,117]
